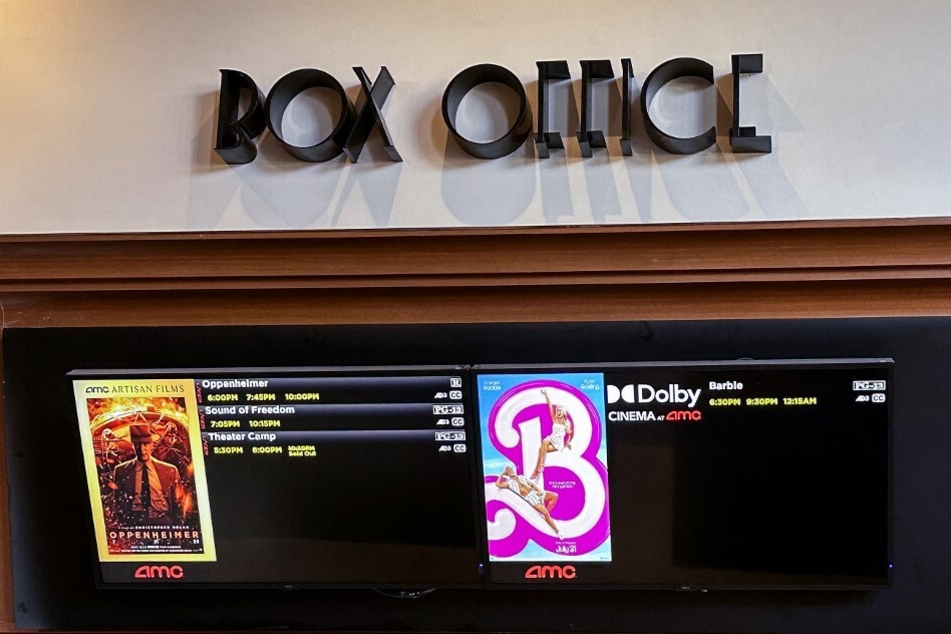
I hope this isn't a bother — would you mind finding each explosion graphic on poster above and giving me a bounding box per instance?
[74,380,216,562]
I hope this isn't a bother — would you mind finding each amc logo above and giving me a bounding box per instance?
[665,410,702,421]
[134,565,184,580]
[84,386,110,394]
[524,565,576,580]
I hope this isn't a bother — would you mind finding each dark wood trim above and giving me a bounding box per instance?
[3,278,951,328]
[3,220,951,328]
[3,220,951,303]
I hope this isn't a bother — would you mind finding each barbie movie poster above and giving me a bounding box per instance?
[73,379,217,562]
[478,373,611,562]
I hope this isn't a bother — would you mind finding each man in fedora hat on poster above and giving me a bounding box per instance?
[112,423,184,526]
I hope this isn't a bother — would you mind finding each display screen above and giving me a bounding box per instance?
[475,360,891,588]
[70,367,481,587]
[70,359,891,590]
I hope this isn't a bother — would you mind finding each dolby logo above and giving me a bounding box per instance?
[607,384,701,408]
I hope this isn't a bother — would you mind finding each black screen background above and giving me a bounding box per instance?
[5,318,951,633]
[620,366,887,584]
[194,376,479,586]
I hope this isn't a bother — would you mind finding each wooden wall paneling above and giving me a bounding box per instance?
[1,221,951,297]
[3,278,951,328]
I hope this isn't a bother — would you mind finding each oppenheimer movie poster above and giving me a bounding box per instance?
[73,379,216,562]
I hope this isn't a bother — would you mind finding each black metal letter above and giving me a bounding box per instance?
[535,60,570,158]
[344,66,402,163]
[640,57,716,154]
[730,53,772,153]
[577,60,615,158]
[620,58,634,156]
[441,64,533,160]
[215,69,266,165]
[264,69,357,162]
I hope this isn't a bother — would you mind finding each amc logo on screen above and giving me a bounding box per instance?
[665,410,703,422]
[524,565,576,580]
[134,565,184,580]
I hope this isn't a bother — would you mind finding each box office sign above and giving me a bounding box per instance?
[214,55,771,165]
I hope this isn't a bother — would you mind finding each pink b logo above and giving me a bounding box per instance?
[483,379,610,560]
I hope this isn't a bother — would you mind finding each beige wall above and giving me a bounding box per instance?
[0,0,947,233]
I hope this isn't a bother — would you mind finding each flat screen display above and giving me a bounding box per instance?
[475,360,891,588]
[69,358,891,591]
[69,366,482,588]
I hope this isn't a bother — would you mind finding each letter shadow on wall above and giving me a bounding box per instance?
[532,78,578,225]
[622,75,655,223]
[580,74,623,224]
[716,73,806,220]
[329,127,403,228]
[237,130,346,229]
[189,90,237,229]
[430,90,536,226]
[651,78,748,222]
